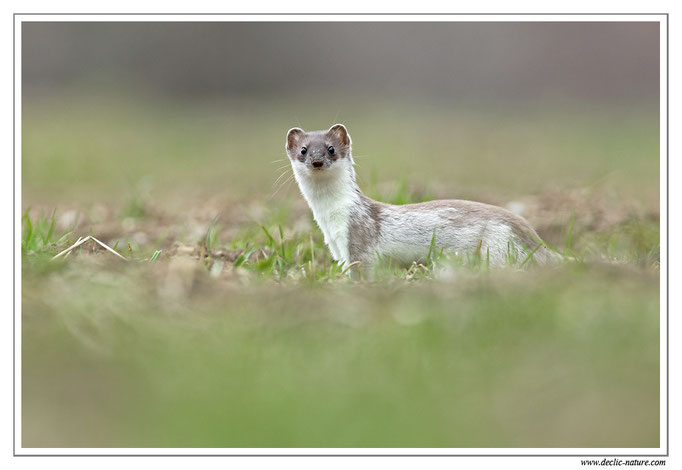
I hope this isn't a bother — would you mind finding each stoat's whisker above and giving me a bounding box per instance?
[272,169,293,188]
[270,173,295,199]
[273,163,291,173]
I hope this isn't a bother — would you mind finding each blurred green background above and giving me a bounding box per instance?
[21,21,661,448]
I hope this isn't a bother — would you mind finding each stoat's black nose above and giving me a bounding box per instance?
[312,161,323,168]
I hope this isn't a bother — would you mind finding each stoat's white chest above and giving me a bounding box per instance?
[292,166,357,265]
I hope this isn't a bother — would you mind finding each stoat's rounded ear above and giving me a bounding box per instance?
[286,127,305,151]
[327,124,351,147]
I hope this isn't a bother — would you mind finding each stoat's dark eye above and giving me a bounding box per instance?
[300,147,307,155]
[328,146,335,155]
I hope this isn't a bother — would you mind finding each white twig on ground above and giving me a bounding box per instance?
[51,235,128,261]
[63,236,83,259]
[51,236,90,260]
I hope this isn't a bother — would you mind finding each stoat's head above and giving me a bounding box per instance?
[285,124,352,176]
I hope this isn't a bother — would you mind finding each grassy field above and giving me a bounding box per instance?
[21,93,660,448]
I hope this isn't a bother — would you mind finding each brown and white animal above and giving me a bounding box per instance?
[285,124,556,270]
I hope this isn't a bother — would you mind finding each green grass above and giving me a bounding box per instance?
[20,209,661,449]
[20,205,661,447]
[22,209,58,254]
[20,93,660,449]
[22,258,659,448]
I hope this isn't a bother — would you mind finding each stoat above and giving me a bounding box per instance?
[286,124,556,270]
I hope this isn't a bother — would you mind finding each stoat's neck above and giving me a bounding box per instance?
[295,164,361,210]
[293,162,362,264]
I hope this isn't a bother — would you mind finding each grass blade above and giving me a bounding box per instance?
[565,212,575,254]
[519,243,542,268]
[43,209,57,245]
[234,248,257,267]
[261,225,276,246]
[22,209,33,251]
[149,250,162,262]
